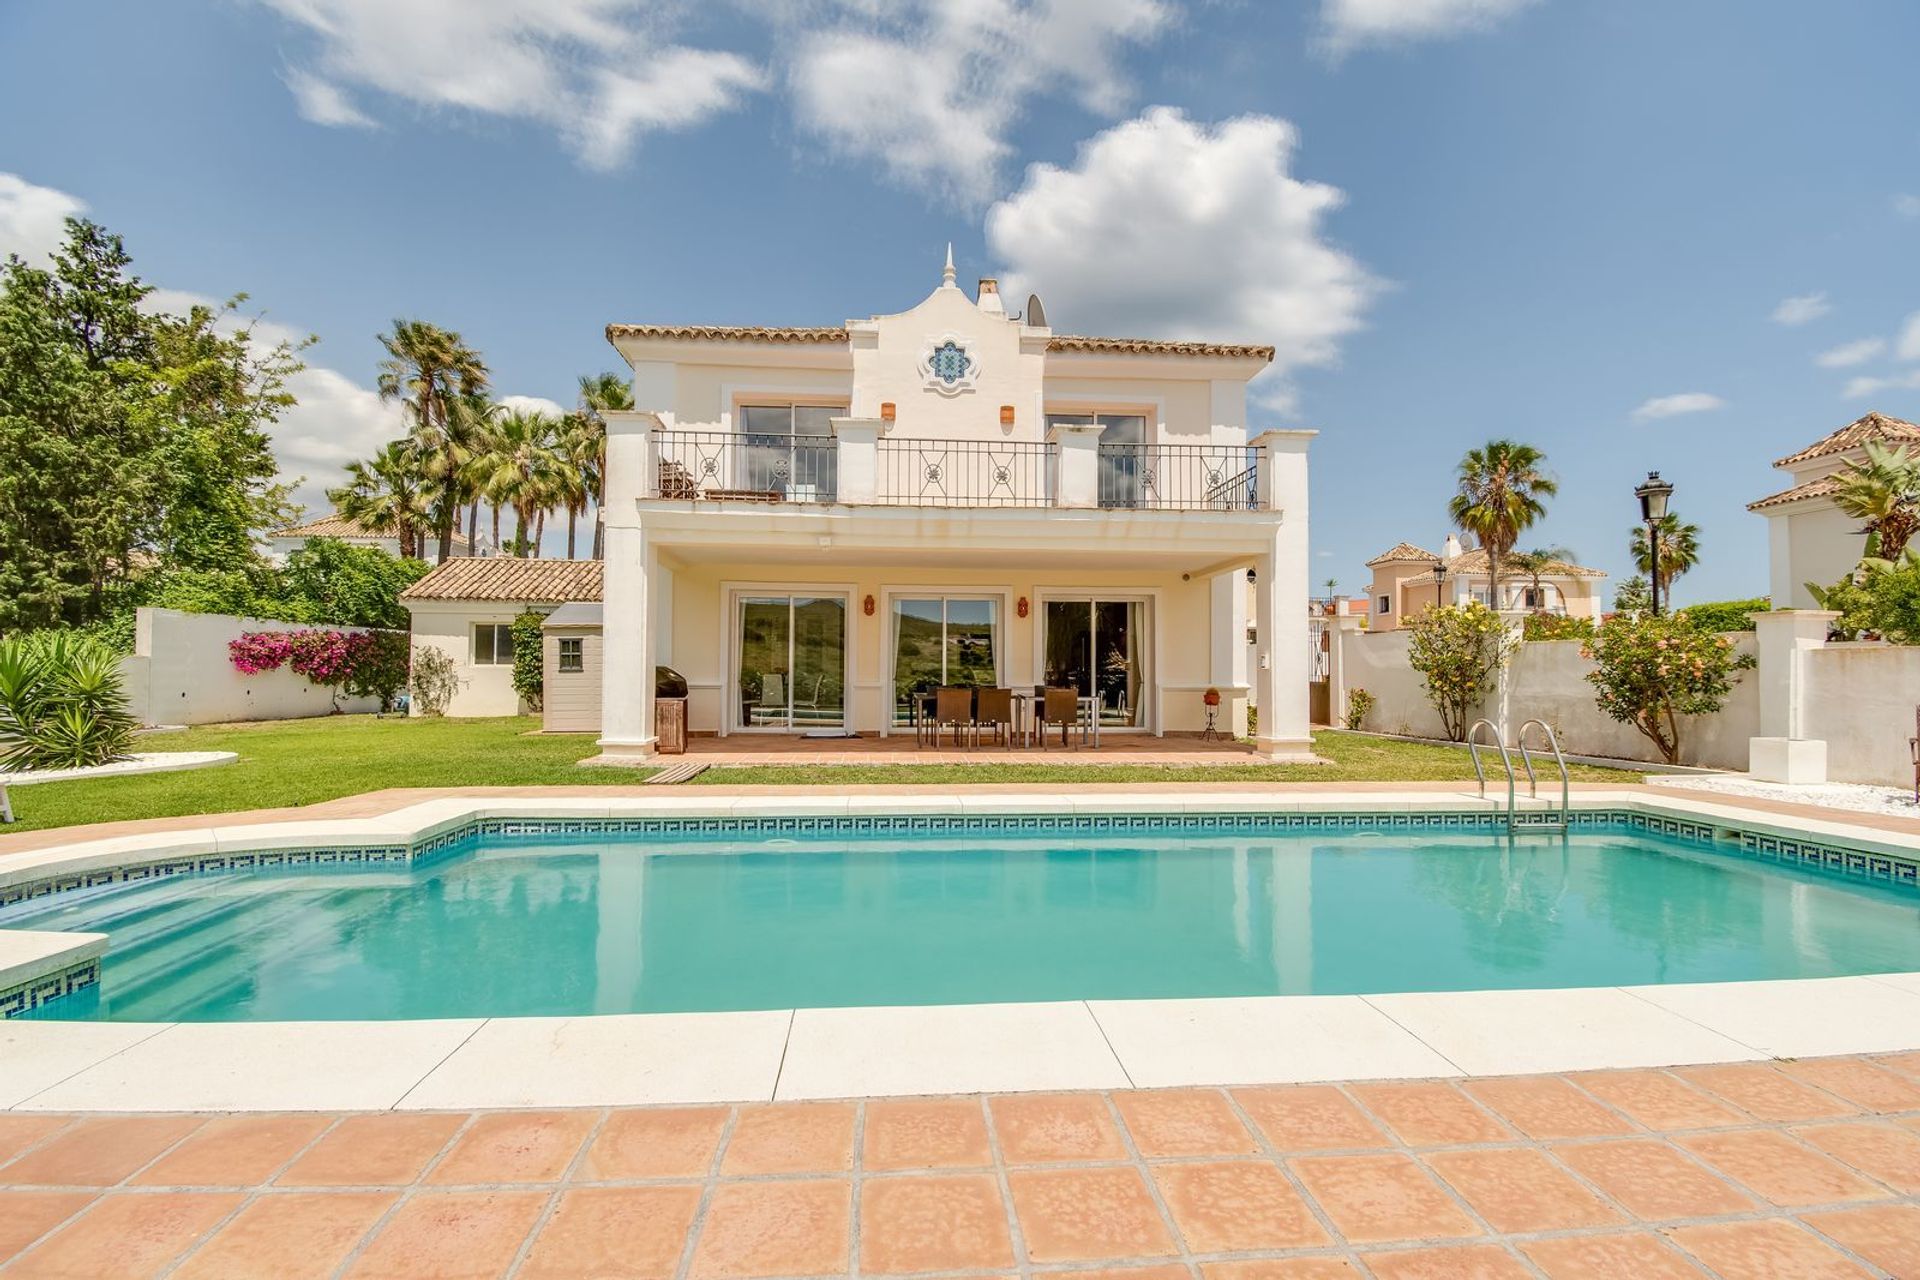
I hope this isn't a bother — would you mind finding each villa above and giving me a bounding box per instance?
[1750,409,1920,608]
[1363,534,1607,631]
[583,251,1316,760]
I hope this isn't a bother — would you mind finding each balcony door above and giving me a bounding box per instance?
[1042,597,1149,728]
[1047,412,1147,507]
[738,404,840,500]
[890,596,1001,725]
[735,593,848,730]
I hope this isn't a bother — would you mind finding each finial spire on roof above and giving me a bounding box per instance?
[942,242,956,287]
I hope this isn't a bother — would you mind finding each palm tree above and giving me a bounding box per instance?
[327,440,432,559]
[376,319,489,560]
[576,372,632,559]
[556,412,598,559]
[472,409,566,557]
[1506,545,1575,612]
[444,394,501,553]
[1447,441,1557,611]
[1629,514,1700,598]
[1834,442,1920,562]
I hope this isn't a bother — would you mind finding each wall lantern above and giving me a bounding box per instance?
[880,402,896,422]
[1016,596,1029,619]
[999,404,1015,426]
[863,594,876,617]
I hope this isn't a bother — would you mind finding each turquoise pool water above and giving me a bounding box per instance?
[8,820,1920,1021]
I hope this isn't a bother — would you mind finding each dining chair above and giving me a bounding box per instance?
[974,687,1014,748]
[1039,687,1082,749]
[934,686,975,748]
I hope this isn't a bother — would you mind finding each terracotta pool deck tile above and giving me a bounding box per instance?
[1675,1062,1863,1122]
[1421,1146,1622,1233]
[1779,1055,1920,1112]
[1202,1261,1360,1280]
[1231,1085,1388,1152]
[578,1105,729,1180]
[1360,1243,1534,1280]
[862,1097,993,1171]
[1665,1218,1873,1278]
[516,1185,701,1280]
[689,1179,850,1278]
[1005,1166,1178,1263]
[1288,1153,1481,1246]
[1676,1129,1890,1207]
[1802,1202,1920,1277]
[719,1101,856,1175]
[0,1191,94,1266]
[1460,1077,1636,1140]
[1112,1088,1258,1157]
[7,1190,243,1279]
[171,1190,395,1280]
[0,1113,205,1186]
[343,1189,547,1279]
[278,1112,466,1186]
[0,1115,70,1167]
[989,1093,1127,1164]
[1793,1120,1920,1193]
[1518,1232,1709,1279]
[1151,1159,1328,1252]
[1345,1081,1510,1147]
[424,1109,597,1185]
[858,1173,1014,1274]
[1552,1138,1755,1220]
[1871,1049,1920,1082]
[133,1113,333,1187]
[1567,1069,1749,1131]
[1059,1267,1191,1280]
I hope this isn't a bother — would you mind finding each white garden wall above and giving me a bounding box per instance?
[119,608,384,726]
[1801,643,1920,787]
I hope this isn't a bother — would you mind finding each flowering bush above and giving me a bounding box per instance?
[228,628,409,711]
[1523,613,1594,642]
[1583,610,1755,764]
[1406,602,1517,741]
[409,645,459,716]
[1344,687,1376,731]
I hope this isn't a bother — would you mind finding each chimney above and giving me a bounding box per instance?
[1443,533,1462,560]
[976,278,1005,315]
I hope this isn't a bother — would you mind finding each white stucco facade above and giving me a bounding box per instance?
[594,255,1315,758]
[1751,411,1920,608]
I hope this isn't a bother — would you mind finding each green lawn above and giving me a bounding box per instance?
[2,716,1641,835]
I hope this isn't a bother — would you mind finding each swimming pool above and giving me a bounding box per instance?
[8,814,1920,1022]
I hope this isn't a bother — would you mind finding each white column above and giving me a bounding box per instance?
[1251,429,1315,759]
[1748,609,1837,782]
[1327,611,1364,728]
[831,418,883,504]
[1049,422,1102,508]
[597,411,661,759]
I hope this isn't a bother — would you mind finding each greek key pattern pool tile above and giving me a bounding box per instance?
[2,1053,1917,1277]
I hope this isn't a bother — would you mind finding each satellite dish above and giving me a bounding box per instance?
[1026,293,1048,327]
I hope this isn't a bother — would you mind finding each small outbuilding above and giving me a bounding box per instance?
[399,558,603,717]
[540,603,604,733]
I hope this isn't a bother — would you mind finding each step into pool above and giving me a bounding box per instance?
[8,818,1920,1021]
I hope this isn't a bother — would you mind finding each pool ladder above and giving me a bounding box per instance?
[1467,718,1570,833]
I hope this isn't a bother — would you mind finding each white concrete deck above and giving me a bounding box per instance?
[3,787,1920,1110]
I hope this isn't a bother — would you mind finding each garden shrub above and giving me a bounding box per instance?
[1676,597,1769,634]
[1344,687,1375,731]
[510,611,546,712]
[1406,602,1517,741]
[1523,613,1594,641]
[1811,561,1920,643]
[229,627,410,711]
[409,646,459,716]
[0,633,137,772]
[1583,610,1755,764]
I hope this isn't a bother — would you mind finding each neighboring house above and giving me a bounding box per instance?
[267,513,472,564]
[399,558,602,717]
[1749,410,1920,609]
[1365,535,1606,632]
[590,251,1316,758]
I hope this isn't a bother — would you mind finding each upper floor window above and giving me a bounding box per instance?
[1378,595,1391,615]
[1049,413,1149,506]
[738,403,842,499]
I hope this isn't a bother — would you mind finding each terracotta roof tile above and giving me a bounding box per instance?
[272,514,469,551]
[1443,547,1606,578]
[1365,541,1441,567]
[1747,473,1843,512]
[1045,334,1274,360]
[399,557,602,603]
[1773,411,1920,468]
[604,323,1273,361]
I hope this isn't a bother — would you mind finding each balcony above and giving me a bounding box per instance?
[645,427,1276,511]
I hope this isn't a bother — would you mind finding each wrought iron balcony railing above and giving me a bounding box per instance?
[651,430,837,503]
[877,437,1054,507]
[1097,443,1259,510]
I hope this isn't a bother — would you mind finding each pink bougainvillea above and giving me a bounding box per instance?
[228,631,296,675]
[229,629,410,710]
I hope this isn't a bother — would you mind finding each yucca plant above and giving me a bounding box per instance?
[0,633,138,772]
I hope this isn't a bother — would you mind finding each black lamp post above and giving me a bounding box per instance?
[1635,471,1675,616]
[1431,561,1447,610]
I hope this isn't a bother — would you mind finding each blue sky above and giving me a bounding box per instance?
[1,0,1916,599]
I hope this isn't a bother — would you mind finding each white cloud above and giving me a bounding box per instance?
[1631,392,1725,421]
[498,394,568,418]
[1843,369,1920,399]
[789,0,1170,201]
[1898,311,1920,362]
[255,0,765,170]
[1319,0,1539,52]
[0,172,88,266]
[1815,337,1886,369]
[1896,194,1920,218]
[987,108,1378,410]
[1771,292,1830,326]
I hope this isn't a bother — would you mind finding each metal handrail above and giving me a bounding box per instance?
[1466,718,1516,827]
[1517,719,1571,831]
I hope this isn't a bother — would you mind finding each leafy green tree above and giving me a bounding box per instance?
[329,440,434,559]
[510,610,546,710]
[279,538,430,630]
[1629,513,1700,598]
[1447,441,1557,611]
[1584,611,1755,764]
[1612,575,1652,615]
[1833,442,1920,561]
[1405,601,1517,741]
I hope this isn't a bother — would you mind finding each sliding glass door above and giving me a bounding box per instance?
[737,594,847,729]
[1043,599,1148,728]
[891,597,999,725]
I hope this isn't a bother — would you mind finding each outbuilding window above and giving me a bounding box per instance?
[558,638,584,673]
[473,623,514,665]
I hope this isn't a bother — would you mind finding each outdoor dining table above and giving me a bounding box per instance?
[911,689,1099,748]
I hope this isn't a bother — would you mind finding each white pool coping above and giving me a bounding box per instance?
[4,786,1920,1111]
